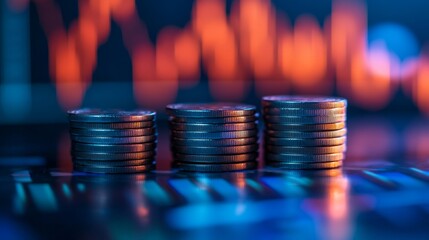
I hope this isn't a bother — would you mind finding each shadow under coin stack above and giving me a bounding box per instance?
[262,96,347,169]
[166,103,259,172]
[68,109,157,174]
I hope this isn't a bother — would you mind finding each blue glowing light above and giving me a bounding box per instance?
[368,23,419,61]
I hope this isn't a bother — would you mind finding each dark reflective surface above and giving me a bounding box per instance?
[1,117,429,239]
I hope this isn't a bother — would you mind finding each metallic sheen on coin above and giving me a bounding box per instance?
[70,121,155,129]
[71,135,157,144]
[171,129,258,139]
[72,142,157,153]
[264,114,346,124]
[264,128,347,138]
[173,153,258,163]
[170,115,258,124]
[70,128,156,137]
[266,144,346,154]
[171,137,258,147]
[72,151,155,161]
[68,109,155,122]
[264,153,345,163]
[265,136,347,146]
[166,103,256,117]
[170,122,257,132]
[262,96,347,109]
[266,122,345,132]
[172,144,259,155]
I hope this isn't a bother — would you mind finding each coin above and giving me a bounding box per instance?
[265,144,346,154]
[68,109,156,122]
[173,153,258,163]
[69,128,156,137]
[170,122,257,132]
[262,96,347,109]
[263,107,346,116]
[264,115,346,124]
[172,144,259,155]
[171,137,258,147]
[171,129,258,139]
[264,153,345,162]
[266,161,342,169]
[73,158,154,167]
[264,128,347,138]
[266,122,345,131]
[265,136,346,146]
[72,151,155,161]
[72,142,157,153]
[71,135,157,144]
[74,164,154,174]
[172,161,257,172]
[166,103,256,117]
[171,115,258,124]
[70,121,155,129]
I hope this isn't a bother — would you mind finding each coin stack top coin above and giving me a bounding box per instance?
[262,96,347,170]
[166,103,259,172]
[68,109,157,174]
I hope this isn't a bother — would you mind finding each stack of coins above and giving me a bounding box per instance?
[68,109,157,174]
[166,103,259,172]
[262,96,347,169]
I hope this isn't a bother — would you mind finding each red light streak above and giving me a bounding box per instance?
[11,0,429,113]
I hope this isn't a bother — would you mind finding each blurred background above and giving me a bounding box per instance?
[1,0,429,167]
[2,0,429,124]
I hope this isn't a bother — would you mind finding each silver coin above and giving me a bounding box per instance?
[263,107,346,116]
[72,142,157,153]
[262,96,347,109]
[264,153,345,162]
[171,129,258,139]
[72,151,155,161]
[170,115,258,124]
[166,103,256,117]
[173,153,258,163]
[70,121,155,129]
[74,164,154,174]
[71,135,157,144]
[266,144,346,154]
[264,128,347,138]
[172,161,257,172]
[68,109,156,122]
[69,128,156,137]
[170,122,257,132]
[172,144,259,155]
[264,114,346,124]
[265,136,347,146]
[171,137,258,147]
[266,161,342,169]
[266,122,345,132]
[73,158,154,167]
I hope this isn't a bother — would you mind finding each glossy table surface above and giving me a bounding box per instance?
[1,116,429,240]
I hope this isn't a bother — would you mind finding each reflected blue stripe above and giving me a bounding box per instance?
[169,179,211,203]
[28,184,58,212]
[261,177,304,197]
[246,179,263,192]
[141,180,171,205]
[62,183,72,199]
[203,179,238,201]
[13,183,26,214]
[0,157,45,166]
[167,199,299,229]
